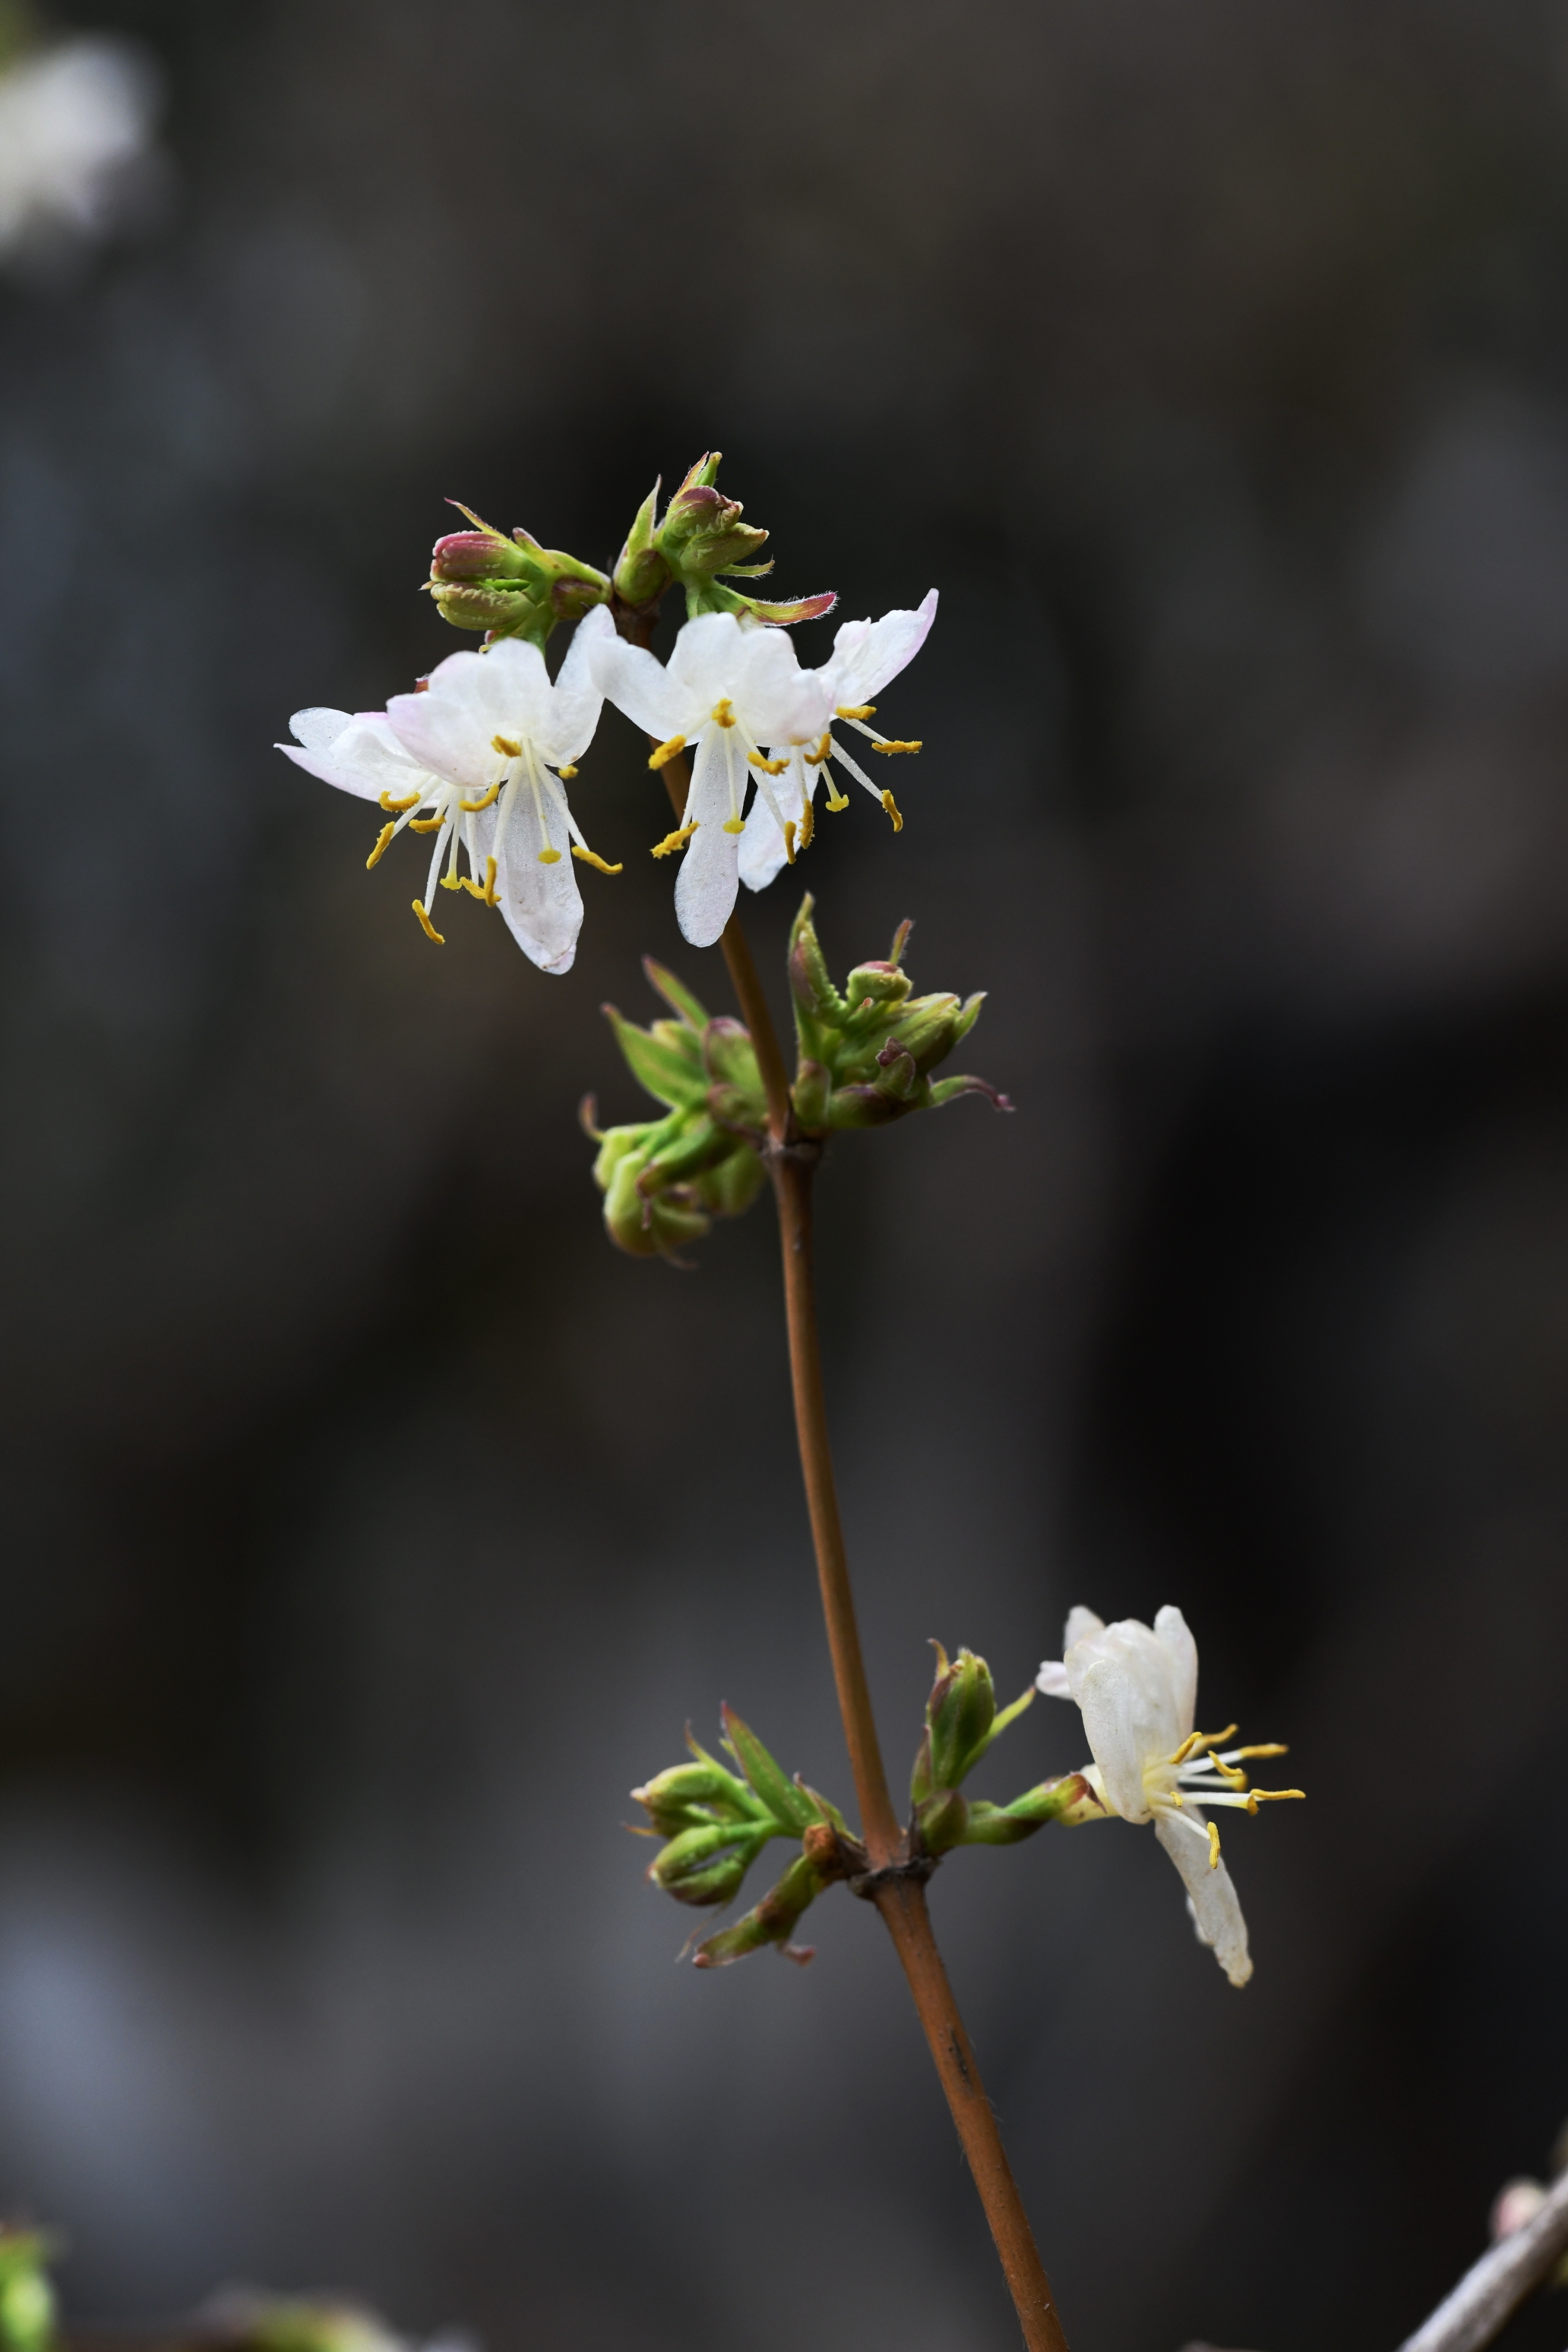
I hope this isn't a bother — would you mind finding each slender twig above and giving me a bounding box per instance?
[746,918,1070,2352]
[1396,2169,1568,2352]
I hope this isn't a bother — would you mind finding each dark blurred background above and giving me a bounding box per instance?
[2,2,1567,2347]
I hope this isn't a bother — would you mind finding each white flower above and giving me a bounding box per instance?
[590,612,833,947]
[738,590,937,896]
[278,605,615,974]
[1036,1604,1303,1987]
[0,38,156,263]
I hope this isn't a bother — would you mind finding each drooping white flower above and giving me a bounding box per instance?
[737,590,937,895]
[278,605,615,974]
[590,612,831,948]
[1036,1604,1303,1987]
[0,38,157,264]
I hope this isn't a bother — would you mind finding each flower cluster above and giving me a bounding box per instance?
[277,460,935,974]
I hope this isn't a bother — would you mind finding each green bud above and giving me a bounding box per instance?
[786,901,1012,1136]
[204,2295,403,2352]
[926,1644,997,1790]
[0,2231,57,2352]
[602,1004,707,1111]
[651,1819,767,1905]
[694,1145,767,1219]
[428,504,609,647]
[693,1852,826,1968]
[703,1016,763,1106]
[612,481,669,613]
[631,1758,758,1835]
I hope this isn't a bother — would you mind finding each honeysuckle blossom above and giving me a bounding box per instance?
[279,605,615,975]
[1036,1605,1303,1987]
[738,590,937,896]
[590,613,835,947]
[0,36,157,264]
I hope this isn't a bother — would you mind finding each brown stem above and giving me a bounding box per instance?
[764,978,1069,2352]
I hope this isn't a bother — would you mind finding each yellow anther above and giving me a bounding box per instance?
[366,821,396,870]
[825,784,851,812]
[1177,1725,1238,1762]
[458,855,501,906]
[805,732,833,765]
[408,813,445,833]
[1206,1822,1222,1870]
[439,868,464,891]
[722,817,746,836]
[871,738,922,755]
[880,789,904,832]
[1248,1788,1307,1807]
[558,763,578,779]
[1226,1743,1288,1760]
[835,703,876,720]
[538,847,561,865]
[378,789,421,814]
[651,820,700,858]
[782,820,798,865]
[648,735,688,770]
[459,780,501,812]
[572,846,623,874]
[1170,1731,1206,1766]
[492,735,522,757]
[412,899,445,944]
[747,751,789,774]
[798,795,815,850]
[712,699,735,728]
[1207,1756,1250,1788]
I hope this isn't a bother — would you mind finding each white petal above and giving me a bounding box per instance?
[1071,1650,1160,1820]
[590,634,694,741]
[1066,1616,1187,1778]
[539,603,613,765]
[1063,1604,1106,1652]
[665,612,749,708]
[736,624,833,744]
[493,782,583,974]
[1152,1606,1198,1741]
[385,656,500,790]
[473,635,555,739]
[279,711,431,802]
[1154,1810,1252,1987]
[673,725,741,948]
[1035,1660,1072,1698]
[825,589,938,703]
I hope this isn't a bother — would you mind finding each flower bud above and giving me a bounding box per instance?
[427,504,609,646]
[651,1820,766,1906]
[632,1759,756,1835]
[610,455,836,626]
[612,482,669,613]
[926,1644,997,1791]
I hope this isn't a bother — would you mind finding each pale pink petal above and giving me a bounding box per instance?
[1154,1810,1252,1987]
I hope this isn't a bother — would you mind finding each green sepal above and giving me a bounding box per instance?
[642,956,711,1032]
[602,1004,706,1111]
[915,1788,969,1855]
[721,1704,816,1833]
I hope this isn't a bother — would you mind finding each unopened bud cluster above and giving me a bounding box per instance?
[0,2230,56,2352]
[583,960,766,1257]
[632,1649,1099,1968]
[591,901,1009,1259]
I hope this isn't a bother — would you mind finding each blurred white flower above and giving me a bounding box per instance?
[1037,1604,1304,1987]
[279,607,615,974]
[0,36,159,264]
[738,590,937,894]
